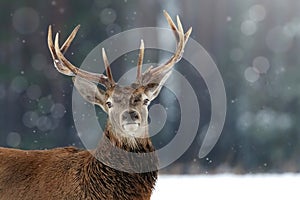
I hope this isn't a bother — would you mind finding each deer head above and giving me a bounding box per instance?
[47,11,192,144]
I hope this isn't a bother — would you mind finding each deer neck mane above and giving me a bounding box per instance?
[90,120,158,172]
[82,121,158,198]
[102,121,154,152]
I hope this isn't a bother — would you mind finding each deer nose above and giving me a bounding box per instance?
[122,110,140,122]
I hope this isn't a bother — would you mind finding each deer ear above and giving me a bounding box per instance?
[144,71,172,100]
[73,77,106,110]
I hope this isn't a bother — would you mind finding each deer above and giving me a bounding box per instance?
[0,11,191,200]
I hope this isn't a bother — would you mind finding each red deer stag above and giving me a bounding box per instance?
[0,11,191,200]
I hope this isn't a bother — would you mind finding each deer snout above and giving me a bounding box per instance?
[120,110,141,132]
[122,110,140,122]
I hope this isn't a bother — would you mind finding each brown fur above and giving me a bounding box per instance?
[0,124,158,200]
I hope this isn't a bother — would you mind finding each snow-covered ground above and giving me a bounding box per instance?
[152,174,300,200]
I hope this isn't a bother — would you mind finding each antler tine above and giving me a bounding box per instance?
[48,25,80,60]
[185,27,192,43]
[163,10,179,42]
[176,15,184,37]
[48,25,76,76]
[151,12,189,75]
[162,11,192,45]
[141,11,192,85]
[136,39,144,84]
[48,25,112,88]
[101,48,115,85]
[61,25,80,54]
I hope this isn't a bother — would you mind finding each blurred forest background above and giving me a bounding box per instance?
[1,0,300,174]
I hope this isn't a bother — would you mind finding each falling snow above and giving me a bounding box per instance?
[1,0,300,180]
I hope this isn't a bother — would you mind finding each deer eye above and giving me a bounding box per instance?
[143,99,150,105]
[133,97,141,104]
[106,101,112,108]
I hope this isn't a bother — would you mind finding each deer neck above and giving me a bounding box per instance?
[103,121,154,152]
[82,120,158,198]
[91,120,158,173]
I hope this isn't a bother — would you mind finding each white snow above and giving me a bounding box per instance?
[152,174,300,200]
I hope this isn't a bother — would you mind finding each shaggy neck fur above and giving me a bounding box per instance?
[102,121,152,151]
[81,121,158,199]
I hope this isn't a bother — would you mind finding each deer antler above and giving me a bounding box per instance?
[136,39,144,84]
[102,48,115,85]
[140,10,192,85]
[47,25,114,88]
[48,11,191,88]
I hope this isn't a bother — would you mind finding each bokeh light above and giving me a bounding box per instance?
[236,112,254,131]
[249,4,266,22]
[10,76,28,93]
[241,20,257,36]
[38,96,54,114]
[266,26,293,53]
[253,56,270,74]
[22,111,39,128]
[106,23,122,36]
[36,116,52,131]
[100,8,117,25]
[51,103,66,119]
[255,109,276,130]
[244,67,259,83]
[6,132,21,147]
[12,7,40,34]
[26,85,42,100]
